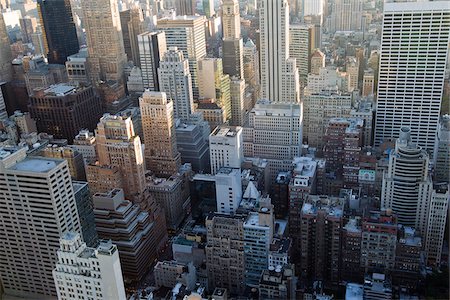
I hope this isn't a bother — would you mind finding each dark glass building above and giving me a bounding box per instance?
[38,0,79,64]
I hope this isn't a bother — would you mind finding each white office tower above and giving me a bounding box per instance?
[301,0,323,18]
[0,147,81,299]
[259,0,300,103]
[243,100,302,182]
[138,31,167,91]
[425,184,449,266]
[215,167,242,214]
[209,126,244,174]
[53,232,126,300]
[222,0,244,78]
[158,47,194,121]
[375,0,450,154]
[433,115,450,183]
[289,24,312,87]
[229,77,246,126]
[381,127,432,236]
[157,16,207,99]
[329,0,362,32]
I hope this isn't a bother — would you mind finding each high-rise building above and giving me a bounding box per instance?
[243,39,260,88]
[37,0,80,65]
[222,0,244,79]
[259,264,297,299]
[93,189,167,281]
[72,181,98,247]
[65,48,90,84]
[345,57,359,92]
[259,0,300,103]
[362,69,375,97]
[0,88,7,120]
[433,115,450,183]
[120,3,145,66]
[175,122,210,172]
[425,184,449,266]
[139,90,181,177]
[289,24,312,86]
[381,127,432,235]
[215,167,242,214]
[41,145,86,181]
[157,16,207,99]
[198,58,231,120]
[243,100,302,182]
[341,218,363,283]
[0,11,13,82]
[375,0,450,154]
[158,47,195,121]
[205,213,246,295]
[28,83,103,143]
[88,114,147,205]
[300,0,323,18]
[70,129,97,163]
[175,0,196,15]
[310,49,325,75]
[329,0,362,32]
[53,232,126,300]
[229,77,246,126]
[138,31,167,90]
[82,0,127,83]
[209,126,243,174]
[0,147,81,298]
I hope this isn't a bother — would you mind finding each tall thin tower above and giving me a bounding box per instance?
[222,0,244,78]
[82,0,127,83]
[259,0,300,103]
[375,0,450,154]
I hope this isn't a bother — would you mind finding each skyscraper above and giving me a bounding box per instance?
[381,127,432,236]
[375,0,450,154]
[37,0,80,65]
[0,147,81,298]
[209,126,244,174]
[0,12,12,82]
[222,0,244,78]
[157,16,207,99]
[119,3,145,66]
[139,90,181,177]
[53,232,126,300]
[82,0,127,83]
[289,24,312,87]
[329,0,362,32]
[138,31,167,90]
[158,47,194,121]
[259,0,300,103]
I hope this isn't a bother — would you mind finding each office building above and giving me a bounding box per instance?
[72,181,98,247]
[243,100,302,182]
[229,77,246,126]
[361,210,398,272]
[0,10,13,82]
[25,63,69,95]
[243,39,260,88]
[258,264,297,300]
[375,0,450,154]
[329,0,362,32]
[205,213,246,295]
[37,0,79,64]
[0,147,81,298]
[363,273,392,300]
[310,49,325,75]
[381,127,432,235]
[138,31,167,91]
[154,261,197,290]
[259,0,300,103]
[119,3,145,66]
[175,122,210,172]
[215,167,242,214]
[71,129,97,163]
[209,126,243,174]
[300,196,343,289]
[175,0,196,15]
[139,90,181,177]
[198,58,231,120]
[88,114,147,206]
[93,189,167,281]
[302,90,352,148]
[28,84,103,143]
[433,115,450,183]
[53,232,126,300]
[0,89,7,120]
[289,23,312,86]
[304,67,346,95]
[425,184,449,266]
[157,16,207,98]
[65,48,90,84]
[222,0,244,78]
[345,57,359,92]
[341,218,363,283]
[82,0,127,83]
[362,69,375,97]
[158,47,194,121]
[393,227,422,291]
[40,145,86,181]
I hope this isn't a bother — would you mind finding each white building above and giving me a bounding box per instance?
[229,77,246,126]
[375,0,450,154]
[259,0,300,103]
[302,0,323,17]
[381,127,432,236]
[209,126,243,174]
[0,147,81,299]
[71,129,97,163]
[158,47,194,121]
[53,232,126,300]
[425,185,449,266]
[433,115,450,183]
[329,0,362,32]
[289,24,311,85]
[215,167,242,214]
[304,66,346,95]
[243,100,302,182]
[138,31,167,91]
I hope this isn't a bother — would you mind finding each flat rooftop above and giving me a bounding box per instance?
[44,84,76,96]
[9,157,62,173]
[211,126,241,138]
